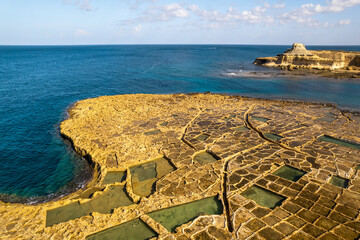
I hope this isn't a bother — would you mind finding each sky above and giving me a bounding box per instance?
[0,0,359,45]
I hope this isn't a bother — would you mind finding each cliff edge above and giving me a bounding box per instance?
[254,43,360,77]
[2,94,360,239]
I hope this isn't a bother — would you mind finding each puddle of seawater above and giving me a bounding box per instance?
[46,201,84,227]
[318,116,336,123]
[74,187,104,199]
[196,133,210,141]
[160,121,168,126]
[102,171,126,185]
[273,165,306,182]
[193,151,220,165]
[46,185,133,227]
[148,196,223,232]
[263,133,283,141]
[318,135,360,149]
[86,218,157,240]
[130,157,175,197]
[233,126,249,132]
[251,116,270,122]
[144,129,161,136]
[241,185,285,209]
[329,175,349,188]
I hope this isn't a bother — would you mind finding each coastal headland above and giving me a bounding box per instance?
[1,93,360,239]
[254,43,360,78]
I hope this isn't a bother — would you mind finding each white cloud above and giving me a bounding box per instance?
[130,0,158,10]
[126,3,189,22]
[280,0,360,26]
[62,0,93,11]
[264,2,271,9]
[273,2,286,9]
[187,4,199,12]
[319,0,360,13]
[190,3,274,25]
[163,3,189,18]
[133,24,142,33]
[75,29,89,37]
[122,1,357,30]
[337,19,351,25]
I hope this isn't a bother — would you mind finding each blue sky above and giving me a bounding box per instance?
[0,0,359,45]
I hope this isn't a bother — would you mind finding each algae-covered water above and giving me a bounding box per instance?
[86,218,157,240]
[1,45,360,202]
[148,196,223,232]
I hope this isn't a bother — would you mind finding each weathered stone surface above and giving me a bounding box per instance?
[1,93,360,239]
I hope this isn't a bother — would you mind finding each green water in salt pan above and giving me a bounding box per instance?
[148,196,223,232]
[130,157,175,197]
[102,171,126,185]
[233,126,249,132]
[159,121,168,126]
[251,116,270,122]
[193,151,220,165]
[74,187,104,199]
[273,165,306,182]
[241,185,285,209]
[46,185,133,227]
[196,133,210,141]
[263,133,283,141]
[86,218,157,240]
[329,175,349,188]
[144,129,161,136]
[318,135,360,150]
[318,116,336,123]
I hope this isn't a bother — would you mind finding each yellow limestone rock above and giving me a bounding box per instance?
[1,94,360,239]
[254,43,360,77]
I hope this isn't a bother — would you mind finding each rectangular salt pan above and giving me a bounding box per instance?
[329,176,349,188]
[241,185,285,209]
[46,185,133,227]
[251,116,270,122]
[130,157,176,197]
[318,135,360,150]
[273,165,306,182]
[148,196,223,232]
[86,218,157,240]
[264,133,283,141]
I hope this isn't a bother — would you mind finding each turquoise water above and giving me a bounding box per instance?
[1,45,360,203]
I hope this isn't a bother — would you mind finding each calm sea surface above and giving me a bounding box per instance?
[1,45,360,203]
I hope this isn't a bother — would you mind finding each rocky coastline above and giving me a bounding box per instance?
[1,93,360,239]
[254,43,360,78]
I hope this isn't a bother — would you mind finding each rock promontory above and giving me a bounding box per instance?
[254,43,360,77]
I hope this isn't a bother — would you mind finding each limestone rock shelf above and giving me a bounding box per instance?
[1,93,360,239]
[254,43,360,78]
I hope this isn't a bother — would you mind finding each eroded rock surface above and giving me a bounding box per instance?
[1,93,360,239]
[254,43,360,78]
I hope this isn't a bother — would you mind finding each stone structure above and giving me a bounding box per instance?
[254,43,360,75]
[283,43,313,56]
[1,94,360,239]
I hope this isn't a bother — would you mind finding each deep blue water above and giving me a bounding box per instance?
[1,45,360,203]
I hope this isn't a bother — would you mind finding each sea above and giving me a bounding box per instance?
[1,45,360,204]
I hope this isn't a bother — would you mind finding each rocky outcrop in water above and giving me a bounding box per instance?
[254,43,360,77]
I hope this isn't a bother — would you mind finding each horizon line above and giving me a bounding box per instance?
[1,43,360,47]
